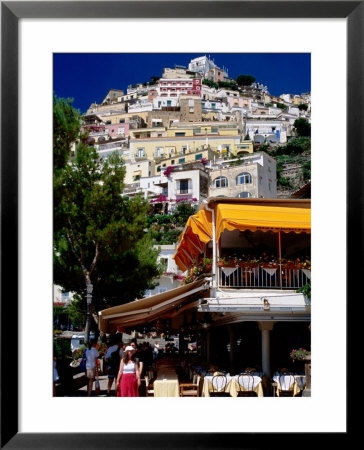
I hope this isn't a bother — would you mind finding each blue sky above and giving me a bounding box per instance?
[53,53,311,114]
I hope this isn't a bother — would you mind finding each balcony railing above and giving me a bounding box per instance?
[218,265,310,289]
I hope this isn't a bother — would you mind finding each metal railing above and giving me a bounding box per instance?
[218,266,310,289]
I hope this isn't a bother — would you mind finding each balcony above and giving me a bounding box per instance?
[218,265,310,290]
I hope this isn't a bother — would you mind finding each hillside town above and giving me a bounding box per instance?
[54,54,311,398]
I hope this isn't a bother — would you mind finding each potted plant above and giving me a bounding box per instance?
[202,257,212,273]
[289,348,311,362]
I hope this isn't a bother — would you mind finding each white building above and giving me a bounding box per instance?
[208,152,277,199]
[245,119,289,144]
[144,244,185,296]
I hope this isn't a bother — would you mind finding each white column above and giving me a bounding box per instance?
[258,321,275,379]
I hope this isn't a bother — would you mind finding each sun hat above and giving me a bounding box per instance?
[125,345,134,352]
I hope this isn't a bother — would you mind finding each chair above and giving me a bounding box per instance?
[145,375,154,397]
[278,374,295,397]
[209,375,230,397]
[180,374,201,397]
[237,373,258,397]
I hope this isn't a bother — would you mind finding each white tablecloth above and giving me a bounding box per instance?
[272,374,306,396]
[153,369,179,397]
[202,375,264,397]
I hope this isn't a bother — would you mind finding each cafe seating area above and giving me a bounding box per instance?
[141,354,306,397]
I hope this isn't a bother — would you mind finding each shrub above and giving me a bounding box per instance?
[54,338,72,359]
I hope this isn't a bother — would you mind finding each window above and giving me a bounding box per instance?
[136,148,145,157]
[195,154,203,160]
[157,166,161,172]
[155,147,164,157]
[175,132,185,136]
[178,179,190,194]
[214,176,228,188]
[171,160,175,164]
[179,158,185,163]
[236,172,252,184]
[237,192,252,198]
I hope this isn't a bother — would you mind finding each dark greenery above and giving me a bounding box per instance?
[277,176,294,188]
[298,282,311,302]
[276,102,288,110]
[302,161,311,181]
[66,294,86,329]
[294,118,311,137]
[269,137,311,157]
[217,80,239,91]
[54,338,72,359]
[298,103,308,111]
[236,74,256,87]
[202,79,218,89]
[53,95,81,171]
[148,202,197,245]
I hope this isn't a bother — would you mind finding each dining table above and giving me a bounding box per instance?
[272,373,306,396]
[153,368,180,397]
[202,374,264,397]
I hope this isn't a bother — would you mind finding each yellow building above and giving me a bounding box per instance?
[129,122,253,174]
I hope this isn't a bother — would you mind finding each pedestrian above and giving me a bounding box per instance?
[105,334,123,396]
[53,356,59,396]
[153,341,159,361]
[115,345,141,397]
[85,338,99,397]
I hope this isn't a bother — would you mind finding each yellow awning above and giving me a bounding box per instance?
[215,203,311,239]
[173,199,311,271]
[174,209,213,271]
[98,279,208,333]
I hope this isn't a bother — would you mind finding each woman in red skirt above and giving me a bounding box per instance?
[116,345,140,397]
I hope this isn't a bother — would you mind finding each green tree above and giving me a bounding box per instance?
[276,102,288,110]
[54,99,161,339]
[298,103,308,111]
[294,118,311,137]
[202,79,218,89]
[53,95,81,172]
[236,74,256,87]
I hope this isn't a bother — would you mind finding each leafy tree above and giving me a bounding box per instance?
[302,161,311,181]
[276,102,288,110]
[278,176,293,188]
[217,80,239,91]
[294,118,311,137]
[202,79,218,89]
[54,98,162,338]
[298,103,308,111]
[66,294,86,329]
[53,95,81,172]
[236,74,256,87]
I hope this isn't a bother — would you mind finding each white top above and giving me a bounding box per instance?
[123,360,136,374]
[85,347,99,370]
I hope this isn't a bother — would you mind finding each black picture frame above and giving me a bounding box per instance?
[1,1,358,448]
